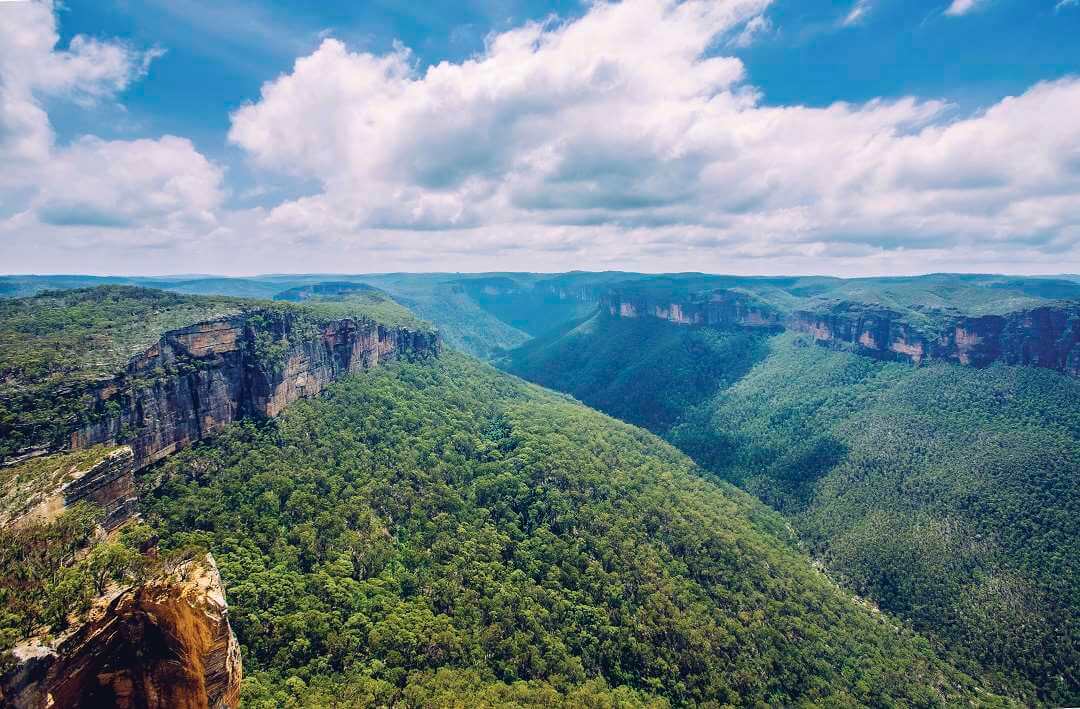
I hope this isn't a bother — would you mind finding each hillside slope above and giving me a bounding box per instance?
[144,353,1008,707]
[503,316,1079,704]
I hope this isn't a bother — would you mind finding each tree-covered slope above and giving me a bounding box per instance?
[144,354,1005,707]
[500,313,771,433]
[670,335,1079,703]
[503,318,1079,704]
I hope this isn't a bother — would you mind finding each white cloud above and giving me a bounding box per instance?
[35,136,223,229]
[219,0,1080,273]
[3,0,1080,276]
[1057,0,1078,10]
[944,0,984,17]
[0,1,222,235]
[730,14,772,47]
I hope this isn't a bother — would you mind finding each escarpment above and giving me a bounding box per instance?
[2,554,241,709]
[600,291,784,329]
[602,290,1080,376]
[64,312,438,472]
[1,300,438,530]
[1,446,137,531]
[788,302,1080,374]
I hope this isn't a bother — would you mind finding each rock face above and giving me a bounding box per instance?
[789,302,1080,374]
[6,446,137,531]
[600,291,784,330]
[2,555,241,709]
[69,313,440,471]
[602,290,1080,376]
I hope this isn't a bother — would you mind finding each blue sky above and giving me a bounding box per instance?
[53,0,1079,154]
[2,0,1080,275]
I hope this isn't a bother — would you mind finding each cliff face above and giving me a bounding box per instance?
[602,290,1080,376]
[69,314,439,471]
[2,555,241,709]
[790,303,1080,374]
[5,446,137,531]
[600,291,783,330]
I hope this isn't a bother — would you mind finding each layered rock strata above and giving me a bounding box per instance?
[2,555,241,709]
[4,446,137,530]
[602,291,1080,376]
[789,303,1080,374]
[69,313,439,471]
[600,291,783,330]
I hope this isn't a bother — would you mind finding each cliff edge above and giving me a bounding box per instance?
[1,554,241,709]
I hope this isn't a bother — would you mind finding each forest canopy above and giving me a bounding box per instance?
[145,354,1005,707]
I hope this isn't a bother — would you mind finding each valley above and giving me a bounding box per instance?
[0,273,1076,706]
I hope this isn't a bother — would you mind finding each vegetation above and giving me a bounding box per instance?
[0,504,155,664]
[3,273,1077,705]
[0,444,124,523]
[272,284,430,331]
[0,286,434,461]
[505,318,1079,705]
[457,276,597,339]
[145,354,1005,706]
[501,313,770,432]
[670,335,1080,703]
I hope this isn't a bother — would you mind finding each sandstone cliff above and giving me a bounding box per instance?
[68,312,439,472]
[2,554,241,709]
[600,291,783,330]
[602,290,1080,376]
[789,302,1080,374]
[1,446,136,531]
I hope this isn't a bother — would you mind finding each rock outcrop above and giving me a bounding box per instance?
[602,290,1080,376]
[2,555,241,709]
[789,302,1080,374]
[69,313,439,471]
[600,291,783,330]
[3,446,136,531]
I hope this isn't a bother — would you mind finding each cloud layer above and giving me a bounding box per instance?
[224,0,1080,271]
[3,0,1080,275]
[0,1,222,240]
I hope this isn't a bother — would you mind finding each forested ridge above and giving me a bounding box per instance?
[1,279,1073,707]
[144,354,1005,707]
[504,315,1079,705]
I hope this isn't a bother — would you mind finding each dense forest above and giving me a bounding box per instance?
[504,315,1079,705]
[144,354,1004,706]
[1,276,1076,707]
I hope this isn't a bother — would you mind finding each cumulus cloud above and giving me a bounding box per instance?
[220,0,1080,272]
[35,136,223,229]
[0,1,222,237]
[4,0,1080,275]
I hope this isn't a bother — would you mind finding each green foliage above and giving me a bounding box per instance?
[0,287,243,458]
[665,334,1080,704]
[0,445,124,522]
[145,354,1002,706]
[501,313,769,432]
[0,504,182,673]
[458,277,597,338]
[506,318,1078,704]
[0,504,100,649]
[0,286,434,460]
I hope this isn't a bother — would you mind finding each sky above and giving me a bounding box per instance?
[1,0,1079,276]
